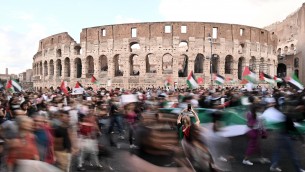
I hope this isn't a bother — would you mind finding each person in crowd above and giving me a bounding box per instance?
[53,110,72,172]
[6,116,39,172]
[33,114,55,164]
[264,98,305,172]
[124,102,138,149]
[242,96,270,166]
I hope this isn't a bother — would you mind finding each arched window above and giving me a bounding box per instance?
[194,54,204,73]
[146,54,156,73]
[74,58,82,78]
[64,58,70,77]
[44,61,48,76]
[162,54,173,74]
[294,57,299,68]
[225,55,233,74]
[49,60,54,76]
[56,49,62,57]
[130,54,140,76]
[99,55,108,72]
[86,56,94,77]
[211,54,219,74]
[56,59,62,77]
[249,56,256,71]
[114,55,123,77]
[178,55,188,77]
[238,57,245,80]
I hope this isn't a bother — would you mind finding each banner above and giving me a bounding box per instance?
[72,87,84,95]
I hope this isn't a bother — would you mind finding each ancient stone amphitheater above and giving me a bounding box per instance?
[32,22,278,90]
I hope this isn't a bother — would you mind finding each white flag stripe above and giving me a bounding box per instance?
[289,79,304,90]
[188,77,199,89]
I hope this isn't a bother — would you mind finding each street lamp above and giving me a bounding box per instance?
[207,34,213,88]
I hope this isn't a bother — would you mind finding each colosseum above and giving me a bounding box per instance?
[32,22,278,90]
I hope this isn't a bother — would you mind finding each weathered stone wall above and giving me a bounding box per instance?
[265,3,305,83]
[33,22,278,90]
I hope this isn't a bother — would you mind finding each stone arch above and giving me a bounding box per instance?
[86,56,94,77]
[99,55,108,72]
[114,54,123,76]
[146,54,156,73]
[194,54,204,73]
[277,63,286,78]
[64,57,70,77]
[130,54,140,76]
[39,62,43,75]
[259,58,265,73]
[74,45,81,55]
[178,41,188,51]
[211,54,219,74]
[56,59,62,77]
[178,54,188,77]
[74,58,82,78]
[295,69,299,78]
[162,53,173,74]
[277,48,281,55]
[291,44,295,51]
[44,61,48,76]
[130,42,140,52]
[49,60,54,76]
[284,46,288,54]
[238,57,245,80]
[56,49,62,57]
[225,55,233,74]
[267,59,271,74]
[249,56,256,71]
[294,57,299,68]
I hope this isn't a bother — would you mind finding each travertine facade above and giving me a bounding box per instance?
[32,22,278,89]
[265,3,305,84]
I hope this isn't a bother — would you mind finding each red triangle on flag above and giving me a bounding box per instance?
[242,66,251,77]
[91,76,97,84]
[240,79,248,84]
[197,77,204,84]
[60,81,69,96]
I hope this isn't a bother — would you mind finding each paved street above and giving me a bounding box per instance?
[68,129,305,172]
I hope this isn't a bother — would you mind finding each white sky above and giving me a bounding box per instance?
[0,0,304,75]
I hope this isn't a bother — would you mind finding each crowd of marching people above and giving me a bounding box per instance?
[0,84,305,172]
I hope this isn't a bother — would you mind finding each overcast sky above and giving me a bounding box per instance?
[0,0,304,74]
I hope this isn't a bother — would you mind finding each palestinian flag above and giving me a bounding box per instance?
[240,79,249,85]
[6,80,22,92]
[285,73,304,90]
[242,66,257,83]
[75,81,83,88]
[274,76,283,83]
[259,72,275,84]
[91,75,98,84]
[60,81,69,96]
[186,71,199,89]
[214,74,225,85]
[164,76,172,88]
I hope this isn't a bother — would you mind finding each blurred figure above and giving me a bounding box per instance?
[77,113,102,171]
[243,96,270,166]
[124,103,138,149]
[6,116,39,172]
[53,110,72,172]
[33,114,55,164]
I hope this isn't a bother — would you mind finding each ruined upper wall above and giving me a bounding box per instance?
[80,22,277,49]
[38,32,76,51]
[265,3,305,54]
